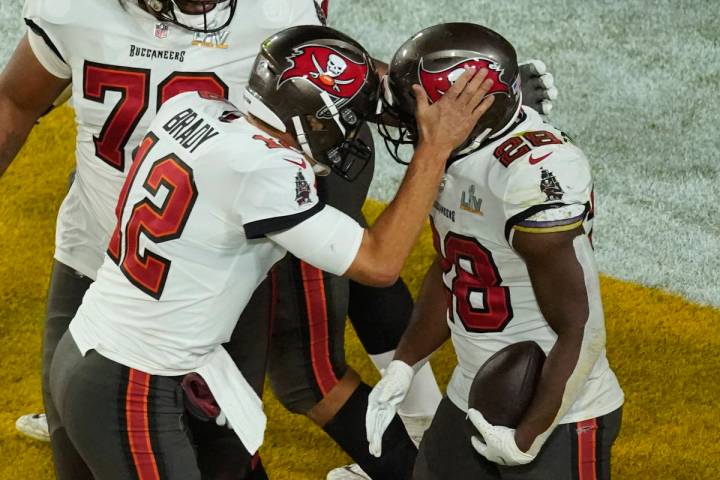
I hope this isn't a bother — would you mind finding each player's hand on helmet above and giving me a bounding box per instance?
[413,67,495,154]
[365,360,415,457]
[519,60,558,115]
[468,409,536,466]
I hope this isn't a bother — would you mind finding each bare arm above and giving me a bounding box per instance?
[345,68,495,286]
[344,140,448,286]
[0,34,70,178]
[393,257,450,366]
[511,227,601,452]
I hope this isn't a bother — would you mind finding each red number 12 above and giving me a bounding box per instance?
[107,133,198,299]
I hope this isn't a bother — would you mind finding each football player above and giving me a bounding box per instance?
[2,1,436,477]
[47,25,495,480]
[365,23,624,479]
[0,1,556,477]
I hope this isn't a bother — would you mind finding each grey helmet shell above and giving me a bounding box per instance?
[245,25,379,180]
[381,23,522,162]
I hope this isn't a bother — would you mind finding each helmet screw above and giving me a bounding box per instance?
[341,109,358,126]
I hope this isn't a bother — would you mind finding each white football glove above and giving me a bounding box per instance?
[519,59,558,115]
[468,409,536,466]
[365,360,415,457]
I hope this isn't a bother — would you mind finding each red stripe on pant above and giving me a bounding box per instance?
[576,418,598,480]
[300,262,339,395]
[126,369,161,480]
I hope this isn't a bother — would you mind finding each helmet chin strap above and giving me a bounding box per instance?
[290,93,347,177]
[380,74,394,111]
[458,91,524,156]
[291,116,314,159]
[172,1,210,29]
[291,116,329,176]
[162,0,231,32]
[489,94,523,140]
[312,163,331,176]
[457,127,492,156]
[319,91,346,136]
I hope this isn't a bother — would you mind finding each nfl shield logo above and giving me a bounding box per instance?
[154,23,169,39]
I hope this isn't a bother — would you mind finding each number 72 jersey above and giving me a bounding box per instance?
[23,0,322,279]
[433,107,623,423]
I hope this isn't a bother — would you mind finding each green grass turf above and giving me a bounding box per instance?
[1,106,720,478]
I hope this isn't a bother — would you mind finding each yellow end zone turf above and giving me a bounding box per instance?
[1,106,718,479]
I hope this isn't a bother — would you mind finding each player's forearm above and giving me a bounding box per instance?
[348,142,450,286]
[0,35,70,178]
[514,328,585,451]
[0,98,37,178]
[513,233,604,453]
[394,258,451,366]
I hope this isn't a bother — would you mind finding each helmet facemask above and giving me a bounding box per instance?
[290,96,373,181]
[142,0,236,33]
[376,76,418,165]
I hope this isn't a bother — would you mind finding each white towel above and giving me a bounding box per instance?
[195,346,267,454]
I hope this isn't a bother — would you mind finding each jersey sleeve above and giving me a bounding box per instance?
[267,204,364,276]
[23,0,72,79]
[496,145,593,240]
[234,152,325,239]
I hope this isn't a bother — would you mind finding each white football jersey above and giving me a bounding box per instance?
[23,0,324,278]
[434,108,624,424]
[69,91,330,371]
[68,91,362,453]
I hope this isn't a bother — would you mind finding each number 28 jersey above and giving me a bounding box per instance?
[433,107,624,424]
[23,0,323,278]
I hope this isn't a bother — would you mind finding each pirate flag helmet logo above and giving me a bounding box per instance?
[278,44,370,117]
[377,23,523,165]
[418,56,519,103]
[244,26,378,181]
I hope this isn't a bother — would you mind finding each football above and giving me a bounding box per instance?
[468,341,546,428]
